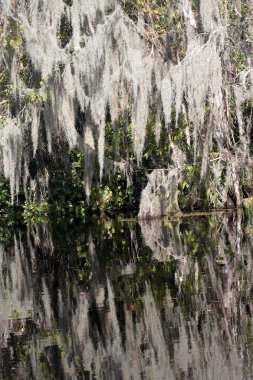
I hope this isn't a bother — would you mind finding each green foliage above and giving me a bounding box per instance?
[0,177,22,246]
[0,115,8,127]
[0,177,12,213]
[90,171,137,216]
[0,218,16,248]
[105,117,134,162]
[243,197,253,210]
[241,174,253,198]
[0,176,22,222]
[24,89,49,105]
[46,148,86,219]
[0,68,12,103]
[170,112,188,151]
[178,163,207,211]
[122,0,168,37]
[230,47,246,74]
[23,200,49,223]
[2,19,24,53]
[142,116,171,169]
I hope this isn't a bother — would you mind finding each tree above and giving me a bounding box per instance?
[0,0,253,216]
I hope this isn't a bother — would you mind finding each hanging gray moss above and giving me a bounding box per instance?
[0,0,253,216]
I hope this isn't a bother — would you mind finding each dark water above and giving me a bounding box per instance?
[0,211,253,379]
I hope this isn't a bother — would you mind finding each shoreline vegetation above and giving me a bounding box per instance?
[1,186,252,225]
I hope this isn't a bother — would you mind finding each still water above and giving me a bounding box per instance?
[0,211,253,379]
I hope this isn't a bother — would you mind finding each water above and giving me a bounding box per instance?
[0,211,253,379]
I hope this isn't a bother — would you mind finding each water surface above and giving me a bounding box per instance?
[0,211,253,379]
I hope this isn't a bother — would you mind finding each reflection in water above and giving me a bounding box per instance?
[0,212,253,379]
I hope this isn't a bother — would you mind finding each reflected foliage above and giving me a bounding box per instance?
[0,212,253,378]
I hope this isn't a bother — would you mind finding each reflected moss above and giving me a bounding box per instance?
[0,212,253,378]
